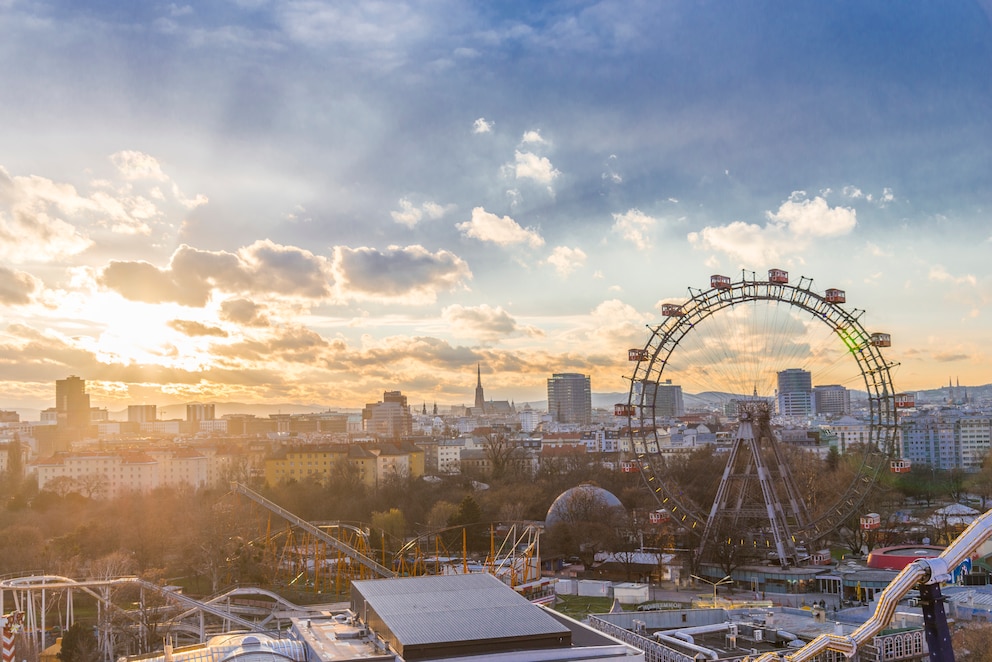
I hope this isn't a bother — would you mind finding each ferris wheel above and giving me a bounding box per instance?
[622,269,901,561]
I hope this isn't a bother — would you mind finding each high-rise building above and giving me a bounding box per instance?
[128,405,158,423]
[363,391,413,438]
[776,369,812,417]
[547,373,592,425]
[186,403,216,423]
[55,375,91,430]
[638,379,684,418]
[812,385,850,416]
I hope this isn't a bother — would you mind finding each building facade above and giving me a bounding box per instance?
[812,384,851,416]
[777,369,812,417]
[547,373,592,425]
[362,391,413,438]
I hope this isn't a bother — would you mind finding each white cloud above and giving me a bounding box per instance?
[110,150,169,181]
[612,208,657,250]
[0,168,94,263]
[513,150,560,185]
[689,193,857,264]
[391,198,452,228]
[391,199,422,228]
[546,245,587,277]
[929,265,977,287]
[520,130,547,145]
[766,193,857,238]
[473,117,493,134]
[457,207,544,248]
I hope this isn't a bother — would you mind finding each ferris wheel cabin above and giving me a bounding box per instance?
[710,274,732,289]
[825,288,846,303]
[661,303,685,316]
[860,513,881,530]
[768,268,788,283]
[628,348,648,361]
[870,332,892,347]
[890,459,912,473]
[614,403,636,417]
[895,393,915,409]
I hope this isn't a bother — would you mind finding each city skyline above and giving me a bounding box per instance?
[2,3,991,412]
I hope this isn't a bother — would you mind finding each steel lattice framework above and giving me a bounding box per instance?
[625,272,898,546]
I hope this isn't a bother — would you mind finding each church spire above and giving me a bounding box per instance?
[474,363,486,412]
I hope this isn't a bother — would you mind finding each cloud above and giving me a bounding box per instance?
[110,150,169,181]
[688,193,857,264]
[99,241,334,306]
[512,150,560,185]
[168,319,229,337]
[0,266,41,305]
[333,245,472,304]
[441,304,540,342]
[0,167,94,263]
[929,266,977,287]
[390,198,452,228]
[457,207,544,248]
[767,193,857,238]
[546,246,587,277]
[473,117,494,134]
[520,130,547,145]
[220,298,271,327]
[612,208,657,250]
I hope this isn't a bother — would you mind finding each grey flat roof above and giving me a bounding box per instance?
[352,573,570,652]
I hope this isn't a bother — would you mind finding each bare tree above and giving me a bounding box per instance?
[482,427,521,482]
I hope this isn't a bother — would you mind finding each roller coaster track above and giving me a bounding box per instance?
[230,482,396,578]
[748,507,992,662]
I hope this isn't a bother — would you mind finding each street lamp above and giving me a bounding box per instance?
[691,574,733,606]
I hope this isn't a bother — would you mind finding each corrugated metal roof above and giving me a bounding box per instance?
[353,573,570,647]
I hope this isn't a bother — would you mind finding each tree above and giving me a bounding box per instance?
[371,508,407,553]
[482,427,525,482]
[447,495,486,552]
[968,456,992,509]
[58,623,100,662]
[542,486,626,570]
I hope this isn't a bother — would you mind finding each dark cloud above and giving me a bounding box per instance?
[99,242,333,306]
[0,266,40,305]
[100,259,206,306]
[334,245,471,302]
[934,352,970,363]
[168,320,228,337]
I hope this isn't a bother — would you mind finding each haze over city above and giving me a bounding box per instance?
[2,2,992,414]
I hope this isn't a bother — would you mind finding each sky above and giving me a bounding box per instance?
[1,1,992,415]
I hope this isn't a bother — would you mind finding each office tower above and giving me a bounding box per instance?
[638,379,684,418]
[128,405,158,423]
[547,373,592,425]
[777,368,812,417]
[55,375,91,429]
[812,385,850,416]
[186,403,216,423]
[363,391,413,438]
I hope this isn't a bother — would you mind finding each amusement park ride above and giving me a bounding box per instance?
[618,269,963,661]
[0,269,978,662]
[618,270,923,562]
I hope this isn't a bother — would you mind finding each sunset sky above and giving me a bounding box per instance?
[2,1,992,415]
